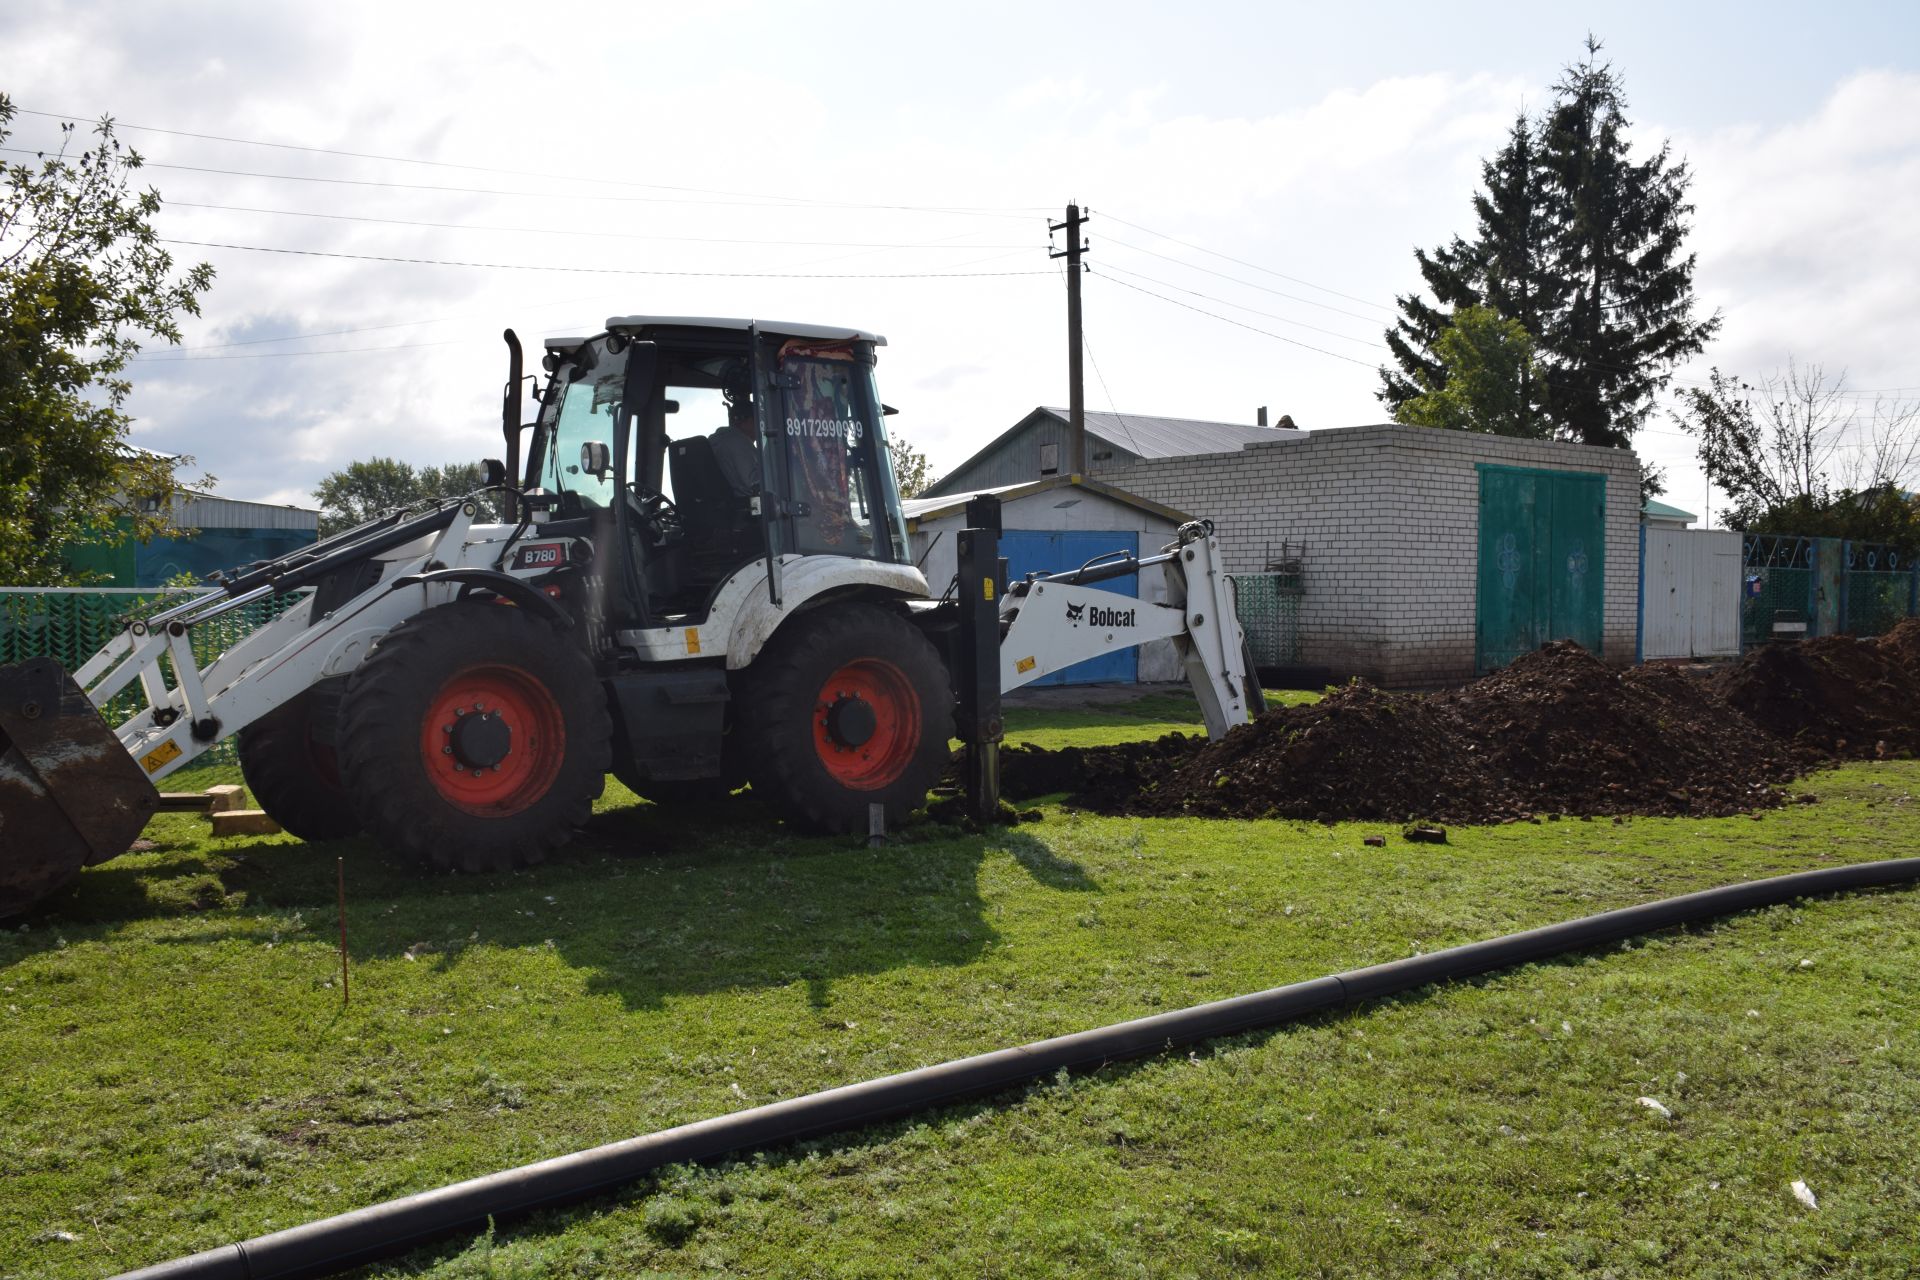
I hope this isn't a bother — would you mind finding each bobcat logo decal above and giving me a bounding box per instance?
[1064,601,1086,625]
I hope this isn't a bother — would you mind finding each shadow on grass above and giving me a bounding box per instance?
[6,793,1099,1012]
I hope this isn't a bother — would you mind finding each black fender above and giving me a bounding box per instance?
[388,568,574,630]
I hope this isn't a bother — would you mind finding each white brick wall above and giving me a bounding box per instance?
[1094,424,1642,686]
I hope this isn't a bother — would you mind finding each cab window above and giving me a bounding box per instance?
[541,351,623,510]
[780,348,881,557]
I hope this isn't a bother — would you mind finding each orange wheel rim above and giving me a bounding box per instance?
[418,665,565,816]
[813,658,920,790]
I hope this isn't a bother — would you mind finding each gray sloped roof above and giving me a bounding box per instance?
[1037,407,1292,459]
[899,474,1191,526]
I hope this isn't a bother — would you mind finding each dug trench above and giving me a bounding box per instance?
[995,618,1920,824]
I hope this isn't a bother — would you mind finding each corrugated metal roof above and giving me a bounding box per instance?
[1641,498,1697,523]
[900,474,1191,527]
[171,493,320,531]
[1038,407,1295,459]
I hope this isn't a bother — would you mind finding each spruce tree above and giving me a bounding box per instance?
[1379,114,1556,430]
[1379,41,1718,454]
[1537,39,1718,449]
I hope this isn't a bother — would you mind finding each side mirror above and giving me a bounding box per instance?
[580,441,613,482]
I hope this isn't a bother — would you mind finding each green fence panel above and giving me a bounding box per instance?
[1234,570,1304,666]
[1740,566,1815,647]
[0,588,306,767]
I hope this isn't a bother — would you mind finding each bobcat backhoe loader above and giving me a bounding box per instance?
[0,317,1256,917]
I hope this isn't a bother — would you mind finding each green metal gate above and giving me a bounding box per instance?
[1476,465,1606,672]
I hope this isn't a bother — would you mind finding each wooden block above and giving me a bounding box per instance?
[205,784,248,813]
[210,809,281,837]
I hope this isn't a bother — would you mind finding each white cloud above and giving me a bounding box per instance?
[6,5,1913,532]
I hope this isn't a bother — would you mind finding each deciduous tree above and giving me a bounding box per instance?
[0,96,214,585]
[1672,361,1920,547]
[1393,306,1546,438]
[888,433,934,500]
[313,458,503,536]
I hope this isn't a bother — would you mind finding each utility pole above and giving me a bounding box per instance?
[1050,203,1090,475]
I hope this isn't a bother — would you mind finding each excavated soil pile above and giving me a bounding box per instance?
[994,632,1907,823]
[1712,619,1920,758]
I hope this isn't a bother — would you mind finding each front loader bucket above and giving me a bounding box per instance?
[0,658,159,917]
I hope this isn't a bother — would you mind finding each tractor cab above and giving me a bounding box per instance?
[519,318,911,625]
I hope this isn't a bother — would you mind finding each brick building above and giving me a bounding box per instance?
[1088,424,1642,686]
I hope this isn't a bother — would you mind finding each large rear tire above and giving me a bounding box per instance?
[738,603,952,833]
[236,679,359,841]
[337,603,610,873]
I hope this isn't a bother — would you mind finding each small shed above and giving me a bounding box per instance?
[64,491,320,587]
[902,475,1190,684]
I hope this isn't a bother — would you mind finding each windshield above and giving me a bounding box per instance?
[535,340,624,510]
[779,342,899,559]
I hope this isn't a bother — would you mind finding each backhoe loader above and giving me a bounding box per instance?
[0,316,1256,916]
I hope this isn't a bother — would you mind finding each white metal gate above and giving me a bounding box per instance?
[1640,528,1741,659]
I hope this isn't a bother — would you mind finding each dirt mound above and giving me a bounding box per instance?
[1081,643,1808,823]
[1879,617,1920,665]
[1712,627,1920,757]
[994,635,1884,824]
[1122,682,1506,822]
[1440,642,1809,818]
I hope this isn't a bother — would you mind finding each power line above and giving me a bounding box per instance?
[0,144,1041,220]
[133,338,462,362]
[1097,260,1385,349]
[156,235,1056,279]
[163,200,1036,251]
[1090,268,1378,370]
[1099,209,1396,314]
[10,106,1052,214]
[1100,230,1388,326]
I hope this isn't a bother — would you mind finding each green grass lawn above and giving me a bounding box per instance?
[4,688,1918,1278]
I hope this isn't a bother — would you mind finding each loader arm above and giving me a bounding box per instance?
[0,497,553,917]
[997,525,1255,738]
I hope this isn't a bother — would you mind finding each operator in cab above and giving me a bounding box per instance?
[710,381,759,498]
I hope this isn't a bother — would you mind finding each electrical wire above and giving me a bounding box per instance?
[162,200,1035,250]
[1090,268,1379,370]
[5,109,1053,214]
[1098,208,1397,314]
[155,235,1055,279]
[1099,230,1389,326]
[0,145,1044,220]
[132,338,463,362]
[1097,260,1386,349]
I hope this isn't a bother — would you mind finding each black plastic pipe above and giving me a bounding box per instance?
[117,857,1920,1280]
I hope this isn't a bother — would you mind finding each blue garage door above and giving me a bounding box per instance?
[1001,529,1140,685]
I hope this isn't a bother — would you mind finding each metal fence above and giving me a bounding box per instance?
[1843,543,1915,638]
[0,588,305,767]
[1235,543,1306,667]
[1740,535,1918,648]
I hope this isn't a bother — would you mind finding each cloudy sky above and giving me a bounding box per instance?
[5,0,1918,525]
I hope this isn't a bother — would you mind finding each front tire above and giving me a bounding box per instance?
[237,679,359,841]
[738,603,952,833]
[337,603,610,873]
